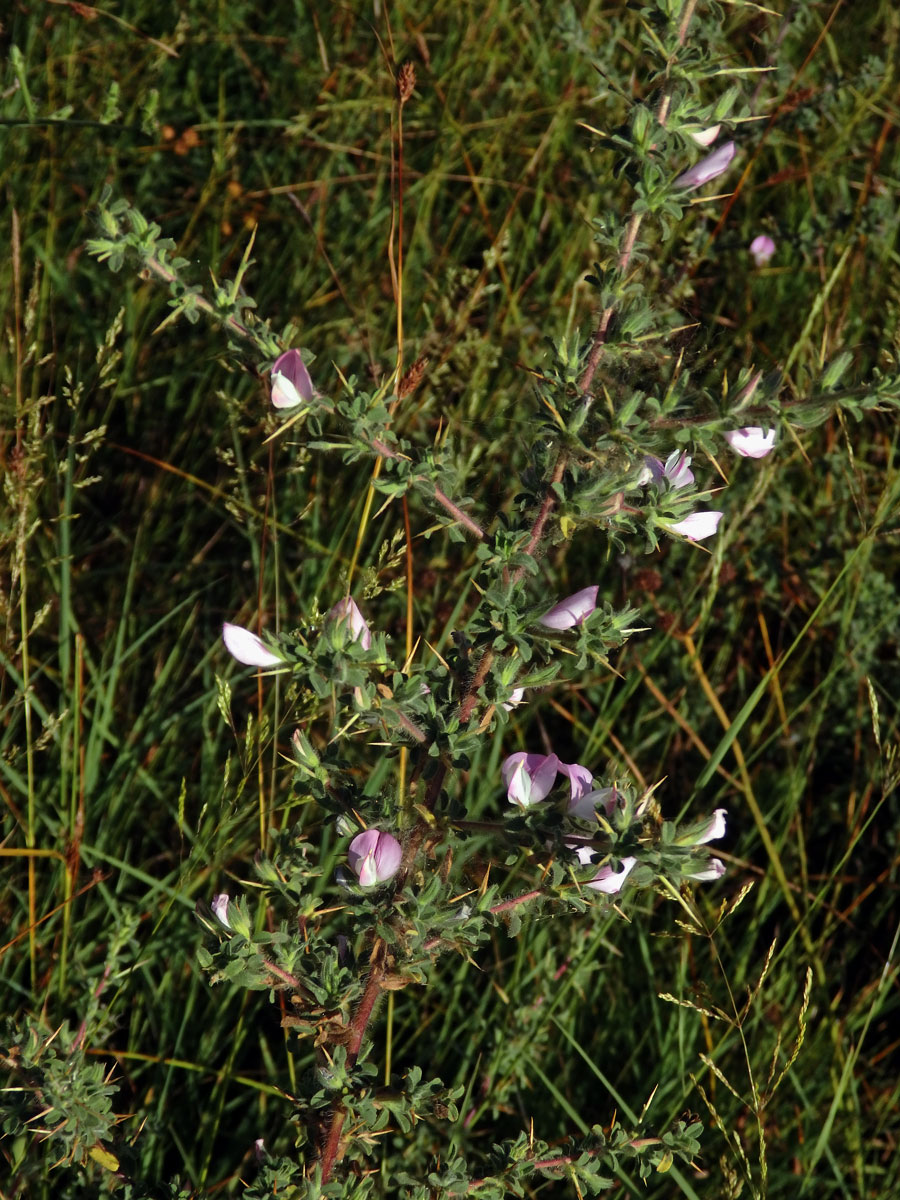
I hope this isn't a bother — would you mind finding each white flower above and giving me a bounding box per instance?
[724,427,777,459]
[211,893,231,928]
[663,451,694,489]
[222,622,283,668]
[686,858,726,881]
[695,808,727,844]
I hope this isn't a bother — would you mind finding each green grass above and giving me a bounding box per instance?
[3,1,900,1197]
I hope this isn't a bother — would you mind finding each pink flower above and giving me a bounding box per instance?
[724,427,776,459]
[502,687,526,711]
[749,234,776,266]
[540,585,599,631]
[686,858,726,881]
[733,371,762,408]
[666,511,723,541]
[222,622,284,668]
[347,829,402,886]
[663,451,694,489]
[674,141,736,190]
[568,785,618,822]
[502,752,560,807]
[587,856,637,894]
[639,451,694,489]
[558,761,594,804]
[502,753,593,807]
[328,596,372,650]
[271,348,315,409]
[694,808,727,845]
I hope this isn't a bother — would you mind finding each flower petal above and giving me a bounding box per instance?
[211,893,231,928]
[638,456,665,486]
[569,785,618,821]
[558,761,593,803]
[540,586,600,631]
[690,123,721,147]
[348,829,401,886]
[502,752,560,806]
[373,832,403,881]
[588,856,637,894]
[328,596,373,649]
[271,349,315,409]
[686,857,726,881]
[695,808,727,845]
[222,622,283,667]
[724,427,776,459]
[749,234,776,266]
[664,451,694,489]
[666,511,723,541]
[674,141,736,190]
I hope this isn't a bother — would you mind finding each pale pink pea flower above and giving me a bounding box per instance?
[568,785,618,822]
[674,141,736,190]
[502,752,592,808]
[559,761,594,804]
[749,234,776,266]
[694,808,727,845]
[724,428,777,459]
[211,893,231,928]
[638,451,694,489]
[502,752,561,807]
[540,585,599,631]
[347,829,402,886]
[222,622,284,668]
[666,511,723,541]
[271,348,315,409]
[686,858,726,881]
[588,857,637,894]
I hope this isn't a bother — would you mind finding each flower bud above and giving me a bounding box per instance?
[328,596,373,650]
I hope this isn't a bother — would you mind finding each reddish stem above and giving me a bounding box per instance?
[319,963,385,1182]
